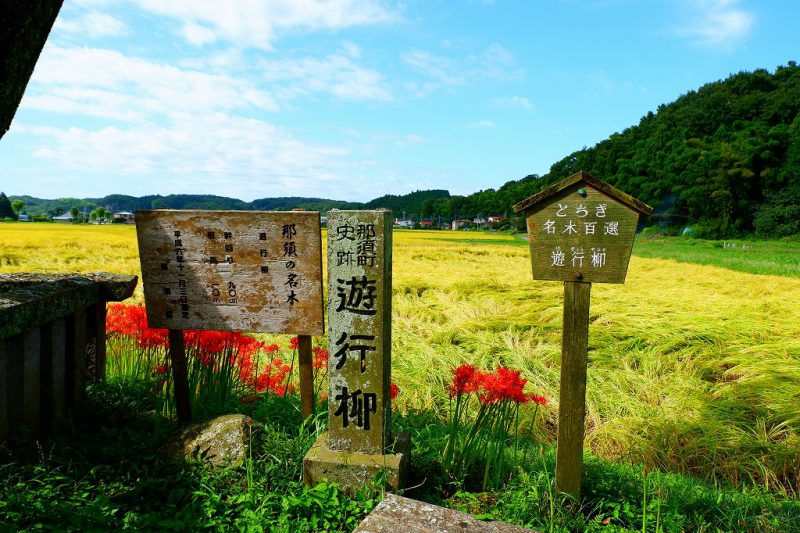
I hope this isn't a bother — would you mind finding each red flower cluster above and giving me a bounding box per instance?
[253,358,292,396]
[448,364,483,397]
[448,364,546,406]
[289,336,299,350]
[312,346,329,369]
[390,382,399,400]
[107,303,167,348]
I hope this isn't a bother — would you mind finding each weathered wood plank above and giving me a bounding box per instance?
[0,273,137,339]
[49,318,66,433]
[524,184,639,284]
[555,281,591,497]
[22,327,41,439]
[0,339,7,442]
[4,334,24,439]
[65,308,87,410]
[87,302,107,381]
[135,210,324,335]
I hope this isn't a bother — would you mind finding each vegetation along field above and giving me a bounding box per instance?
[2,223,800,530]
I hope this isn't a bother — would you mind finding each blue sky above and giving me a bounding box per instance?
[1,0,798,202]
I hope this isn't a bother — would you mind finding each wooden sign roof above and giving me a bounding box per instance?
[513,171,653,216]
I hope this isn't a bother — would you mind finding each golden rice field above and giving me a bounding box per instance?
[2,223,800,494]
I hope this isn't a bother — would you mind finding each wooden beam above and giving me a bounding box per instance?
[555,280,591,498]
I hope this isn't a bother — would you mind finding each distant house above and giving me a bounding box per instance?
[488,216,504,223]
[113,211,135,224]
[394,219,413,228]
[17,214,30,222]
[452,219,472,230]
[419,221,434,228]
[53,213,74,223]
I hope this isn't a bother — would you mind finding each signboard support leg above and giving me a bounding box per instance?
[555,280,591,499]
[168,329,192,422]
[298,334,314,422]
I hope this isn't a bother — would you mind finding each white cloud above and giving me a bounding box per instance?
[402,43,520,96]
[54,11,130,38]
[132,0,398,49]
[180,23,217,46]
[491,96,533,110]
[25,46,279,122]
[675,0,754,46]
[393,133,428,147]
[465,120,496,129]
[260,47,392,101]
[29,113,354,200]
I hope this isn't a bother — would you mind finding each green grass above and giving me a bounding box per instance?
[633,236,800,277]
[2,382,798,532]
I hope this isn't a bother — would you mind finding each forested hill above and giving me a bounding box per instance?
[474,62,800,238]
[8,190,445,220]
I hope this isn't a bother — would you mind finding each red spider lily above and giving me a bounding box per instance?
[251,357,292,396]
[390,382,399,399]
[289,336,299,350]
[478,367,529,405]
[106,303,168,348]
[238,353,256,382]
[449,364,483,397]
[312,347,329,369]
[528,394,547,407]
[264,343,280,353]
[154,364,168,375]
[443,363,548,491]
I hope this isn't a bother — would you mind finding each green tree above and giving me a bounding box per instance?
[0,192,16,219]
[11,198,24,215]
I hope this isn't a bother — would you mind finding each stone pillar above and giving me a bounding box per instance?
[303,210,408,493]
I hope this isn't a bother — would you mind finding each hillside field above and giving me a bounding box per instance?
[2,223,799,493]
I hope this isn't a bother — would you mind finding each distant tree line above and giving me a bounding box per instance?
[7,63,799,236]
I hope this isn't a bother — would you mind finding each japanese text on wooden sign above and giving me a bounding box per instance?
[524,185,639,284]
[135,210,324,335]
[326,210,392,455]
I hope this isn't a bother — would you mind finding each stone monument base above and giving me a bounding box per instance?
[303,432,410,494]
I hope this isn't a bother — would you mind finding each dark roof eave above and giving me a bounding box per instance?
[512,171,653,215]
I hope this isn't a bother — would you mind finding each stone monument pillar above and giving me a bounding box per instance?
[303,209,408,492]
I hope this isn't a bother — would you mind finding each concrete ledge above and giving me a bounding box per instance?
[303,431,409,494]
[0,273,137,338]
[354,493,538,533]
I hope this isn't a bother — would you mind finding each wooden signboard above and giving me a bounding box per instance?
[136,210,324,335]
[515,171,651,284]
[514,171,652,498]
[135,209,324,422]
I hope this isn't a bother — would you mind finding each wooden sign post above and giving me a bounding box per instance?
[514,171,652,498]
[303,209,408,493]
[135,210,324,422]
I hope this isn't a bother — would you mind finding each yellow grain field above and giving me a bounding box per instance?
[2,223,799,491]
